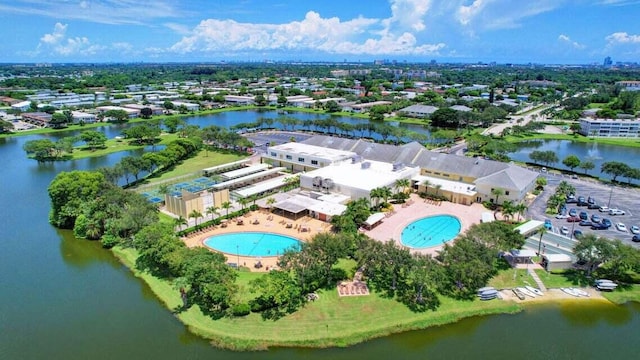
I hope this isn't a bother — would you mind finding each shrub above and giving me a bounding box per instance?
[230,303,251,317]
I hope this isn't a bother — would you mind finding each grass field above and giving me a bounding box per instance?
[141,149,246,184]
[488,267,536,289]
[112,246,521,351]
[600,284,640,304]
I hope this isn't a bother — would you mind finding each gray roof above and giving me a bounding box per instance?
[301,135,538,191]
[451,105,472,112]
[399,104,438,115]
[474,166,539,191]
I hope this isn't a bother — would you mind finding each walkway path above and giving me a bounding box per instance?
[527,267,547,292]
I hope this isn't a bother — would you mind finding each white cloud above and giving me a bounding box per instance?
[383,0,432,32]
[558,34,585,49]
[606,32,640,44]
[40,23,67,45]
[35,23,130,57]
[169,10,444,56]
[455,0,559,30]
[457,0,489,26]
[0,0,184,25]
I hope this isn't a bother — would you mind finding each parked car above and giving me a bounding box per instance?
[579,220,593,227]
[599,206,610,213]
[566,194,577,203]
[588,203,600,210]
[609,209,626,216]
[577,196,588,206]
[616,223,627,232]
[569,208,578,217]
[556,213,569,219]
[573,229,583,238]
[567,216,581,223]
[633,235,640,243]
[587,196,596,205]
[544,219,552,230]
[602,218,612,228]
[591,223,609,230]
[560,226,569,235]
[631,225,640,234]
[591,214,602,223]
[579,211,588,220]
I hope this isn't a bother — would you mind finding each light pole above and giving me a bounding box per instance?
[607,184,614,207]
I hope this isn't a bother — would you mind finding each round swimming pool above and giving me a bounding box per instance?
[401,215,461,248]
[203,232,302,257]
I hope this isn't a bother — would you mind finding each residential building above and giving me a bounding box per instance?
[398,104,438,118]
[11,100,32,112]
[21,112,52,127]
[578,118,640,137]
[164,189,230,219]
[70,111,97,124]
[615,80,640,92]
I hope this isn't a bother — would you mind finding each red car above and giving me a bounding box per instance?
[566,216,581,222]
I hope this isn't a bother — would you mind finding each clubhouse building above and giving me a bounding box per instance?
[263,135,539,206]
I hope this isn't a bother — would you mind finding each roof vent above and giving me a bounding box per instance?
[361,161,371,169]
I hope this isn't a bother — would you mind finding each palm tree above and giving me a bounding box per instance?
[221,201,232,218]
[188,210,202,228]
[238,197,249,211]
[266,197,276,211]
[370,187,383,209]
[174,215,187,231]
[422,179,431,194]
[491,187,504,204]
[434,184,442,197]
[394,178,411,194]
[515,202,528,221]
[501,200,516,222]
[537,227,547,255]
[379,186,392,205]
[206,206,219,221]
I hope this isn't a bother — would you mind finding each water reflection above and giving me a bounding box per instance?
[556,300,632,327]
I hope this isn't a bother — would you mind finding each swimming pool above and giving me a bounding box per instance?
[401,215,461,248]
[203,232,302,257]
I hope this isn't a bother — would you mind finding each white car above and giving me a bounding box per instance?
[609,209,626,216]
[556,214,569,219]
[631,225,640,234]
[599,206,610,213]
[616,223,627,232]
[560,226,569,235]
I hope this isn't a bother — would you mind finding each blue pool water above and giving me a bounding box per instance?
[401,215,461,248]
[203,232,302,257]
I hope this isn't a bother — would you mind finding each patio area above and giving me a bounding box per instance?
[364,193,487,255]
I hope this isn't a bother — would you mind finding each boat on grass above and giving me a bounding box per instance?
[525,285,543,296]
[512,288,526,300]
[516,287,537,298]
[561,288,581,297]
[573,288,590,297]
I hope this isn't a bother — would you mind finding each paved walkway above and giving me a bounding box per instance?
[527,267,547,292]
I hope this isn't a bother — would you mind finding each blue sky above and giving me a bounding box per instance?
[2,0,640,64]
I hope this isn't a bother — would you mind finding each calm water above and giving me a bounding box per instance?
[1,116,640,359]
[401,215,461,248]
[203,232,301,257]
[508,139,640,182]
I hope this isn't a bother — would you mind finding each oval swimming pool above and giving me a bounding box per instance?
[401,215,461,248]
[203,232,302,257]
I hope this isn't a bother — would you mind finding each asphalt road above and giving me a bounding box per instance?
[527,171,640,248]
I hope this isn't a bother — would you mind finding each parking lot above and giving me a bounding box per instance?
[528,173,640,248]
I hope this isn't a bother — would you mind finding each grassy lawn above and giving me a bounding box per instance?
[534,269,592,288]
[72,133,180,160]
[139,149,247,184]
[112,246,521,351]
[488,267,536,289]
[600,284,640,304]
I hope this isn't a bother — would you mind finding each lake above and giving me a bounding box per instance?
[1,114,639,359]
[508,139,640,182]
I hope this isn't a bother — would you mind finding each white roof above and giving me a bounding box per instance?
[481,212,495,223]
[304,160,419,192]
[214,167,285,190]
[269,142,355,163]
[543,254,573,262]
[510,249,537,258]
[221,164,269,180]
[306,200,347,216]
[413,174,477,196]
[202,158,251,174]
[364,212,386,226]
[515,220,544,235]
[231,174,291,198]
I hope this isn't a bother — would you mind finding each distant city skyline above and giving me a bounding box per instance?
[1,0,639,64]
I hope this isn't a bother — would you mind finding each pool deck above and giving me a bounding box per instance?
[183,210,330,272]
[364,193,487,256]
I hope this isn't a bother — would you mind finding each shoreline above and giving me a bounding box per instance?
[110,244,623,351]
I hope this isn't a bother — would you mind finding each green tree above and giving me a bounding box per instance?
[78,130,107,150]
[221,201,232,218]
[491,187,504,204]
[579,160,595,175]
[249,270,304,320]
[48,170,106,228]
[396,254,442,312]
[103,109,129,122]
[206,206,219,221]
[0,119,14,133]
[562,155,581,172]
[601,161,631,182]
[189,209,203,228]
[573,234,615,275]
[49,112,69,128]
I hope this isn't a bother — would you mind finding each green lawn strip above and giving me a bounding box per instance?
[600,285,640,304]
[534,269,592,288]
[488,267,536,289]
[158,212,175,225]
[142,149,246,184]
[71,133,180,160]
[111,246,521,351]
